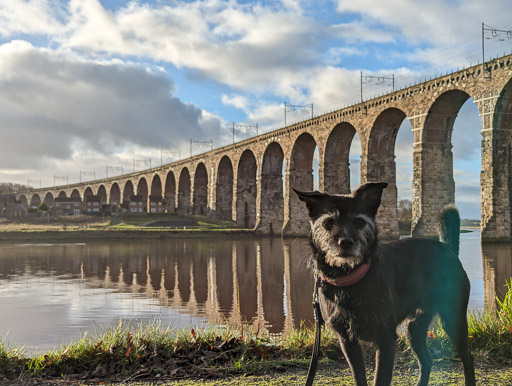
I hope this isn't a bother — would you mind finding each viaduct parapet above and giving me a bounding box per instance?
[16,55,512,242]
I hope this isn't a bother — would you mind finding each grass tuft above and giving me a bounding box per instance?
[466,279,512,359]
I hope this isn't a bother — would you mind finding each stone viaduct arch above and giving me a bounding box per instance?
[110,183,121,206]
[258,142,285,234]
[30,194,41,208]
[236,150,257,228]
[84,187,93,201]
[164,171,176,213]
[193,163,208,215]
[122,180,134,204]
[411,90,470,236]
[216,156,234,220]
[284,132,318,235]
[44,192,55,207]
[481,76,512,240]
[178,168,191,213]
[97,185,107,205]
[137,177,149,212]
[366,107,407,238]
[150,175,162,198]
[16,54,512,241]
[71,189,81,200]
[18,195,28,208]
[323,122,358,195]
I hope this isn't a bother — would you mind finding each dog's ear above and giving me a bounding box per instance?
[293,188,331,220]
[353,182,388,217]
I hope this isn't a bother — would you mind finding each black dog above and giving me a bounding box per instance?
[294,182,475,386]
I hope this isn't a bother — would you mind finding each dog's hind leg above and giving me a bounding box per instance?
[339,338,368,386]
[373,333,397,386]
[439,309,476,386]
[407,314,433,386]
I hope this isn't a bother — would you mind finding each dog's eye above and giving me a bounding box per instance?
[353,218,366,229]
[323,218,335,230]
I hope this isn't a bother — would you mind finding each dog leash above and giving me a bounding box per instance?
[305,261,371,384]
[305,276,324,386]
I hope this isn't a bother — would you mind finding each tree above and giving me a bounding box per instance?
[397,199,412,233]
[38,202,49,212]
[397,199,412,222]
[0,182,30,193]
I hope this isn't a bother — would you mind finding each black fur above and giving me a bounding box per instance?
[295,183,475,386]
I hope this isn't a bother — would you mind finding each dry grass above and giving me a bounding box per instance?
[0,216,109,232]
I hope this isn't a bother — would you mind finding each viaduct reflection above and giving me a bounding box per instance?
[482,243,512,313]
[0,238,314,334]
[1,240,511,328]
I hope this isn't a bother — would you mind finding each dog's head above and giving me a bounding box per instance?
[294,182,388,269]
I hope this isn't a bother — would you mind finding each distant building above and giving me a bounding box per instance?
[4,203,28,218]
[54,197,81,215]
[149,195,165,213]
[101,204,112,215]
[129,195,146,213]
[0,193,16,211]
[84,195,102,213]
[120,201,130,212]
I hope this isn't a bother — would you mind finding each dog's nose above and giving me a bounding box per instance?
[339,238,354,249]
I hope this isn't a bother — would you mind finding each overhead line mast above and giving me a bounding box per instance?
[482,22,512,78]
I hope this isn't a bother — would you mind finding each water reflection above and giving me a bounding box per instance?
[0,238,314,352]
[0,233,510,352]
[482,243,512,313]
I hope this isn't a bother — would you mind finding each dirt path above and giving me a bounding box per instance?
[5,359,512,385]
[165,361,512,385]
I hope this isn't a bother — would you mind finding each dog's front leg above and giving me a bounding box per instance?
[373,335,397,386]
[339,337,367,385]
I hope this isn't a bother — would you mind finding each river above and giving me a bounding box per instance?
[0,230,510,353]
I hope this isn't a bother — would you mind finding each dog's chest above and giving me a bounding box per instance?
[320,285,392,342]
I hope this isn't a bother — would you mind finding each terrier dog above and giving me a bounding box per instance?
[294,182,475,386]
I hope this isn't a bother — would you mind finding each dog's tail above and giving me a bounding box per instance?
[438,204,460,256]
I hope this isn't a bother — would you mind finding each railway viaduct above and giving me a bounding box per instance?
[16,54,512,242]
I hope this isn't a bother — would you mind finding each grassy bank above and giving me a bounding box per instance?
[0,228,257,243]
[1,281,511,384]
[0,213,237,232]
[0,213,256,242]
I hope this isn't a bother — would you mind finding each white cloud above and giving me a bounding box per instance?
[0,40,222,174]
[221,94,250,111]
[324,46,368,65]
[65,0,125,52]
[306,66,361,113]
[246,101,287,130]
[54,0,323,93]
[330,21,395,44]
[0,0,65,37]
[336,0,469,45]
[336,0,512,68]
[19,0,390,100]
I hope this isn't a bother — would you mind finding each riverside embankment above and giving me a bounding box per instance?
[0,213,259,243]
[0,228,258,243]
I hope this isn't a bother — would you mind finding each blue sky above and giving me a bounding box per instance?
[1,0,511,219]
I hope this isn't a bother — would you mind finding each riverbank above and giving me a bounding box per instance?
[1,280,511,385]
[0,228,259,242]
[0,213,263,242]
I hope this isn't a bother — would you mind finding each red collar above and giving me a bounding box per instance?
[319,259,372,287]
